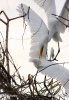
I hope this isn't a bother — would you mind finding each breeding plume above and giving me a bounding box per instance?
[17,0,69,93]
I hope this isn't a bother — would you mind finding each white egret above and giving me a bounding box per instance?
[33,0,69,60]
[17,0,69,93]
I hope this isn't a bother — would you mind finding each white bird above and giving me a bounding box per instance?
[17,0,69,93]
[33,0,69,60]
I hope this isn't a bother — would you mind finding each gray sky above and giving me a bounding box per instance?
[0,0,66,16]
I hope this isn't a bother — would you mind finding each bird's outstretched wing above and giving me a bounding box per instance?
[17,4,49,59]
[58,0,69,33]
[33,0,56,26]
[33,58,69,93]
[33,0,69,33]
[33,0,56,14]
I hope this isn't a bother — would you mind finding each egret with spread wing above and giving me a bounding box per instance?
[17,0,69,93]
[33,0,69,60]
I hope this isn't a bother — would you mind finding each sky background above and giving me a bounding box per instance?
[0,0,69,79]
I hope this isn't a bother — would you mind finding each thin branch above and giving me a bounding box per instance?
[0,11,9,20]
[56,17,69,28]
[38,62,69,73]
[0,18,7,25]
[9,15,27,21]
[52,14,69,21]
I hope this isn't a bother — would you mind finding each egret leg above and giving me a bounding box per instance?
[53,42,60,61]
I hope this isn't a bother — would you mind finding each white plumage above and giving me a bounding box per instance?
[32,58,69,93]
[17,0,69,93]
[17,3,50,59]
[33,0,69,34]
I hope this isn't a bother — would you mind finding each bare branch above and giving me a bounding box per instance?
[0,18,7,25]
[9,15,27,21]
[52,14,69,21]
[0,10,9,20]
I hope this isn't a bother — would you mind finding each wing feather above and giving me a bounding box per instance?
[38,59,69,93]
[33,0,56,28]
[17,4,49,59]
[32,58,69,93]
[58,0,69,33]
[33,0,69,34]
[33,0,56,13]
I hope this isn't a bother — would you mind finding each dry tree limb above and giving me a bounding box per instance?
[28,74,37,96]
[52,13,69,28]
[0,10,29,83]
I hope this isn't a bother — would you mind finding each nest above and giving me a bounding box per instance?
[0,62,62,100]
